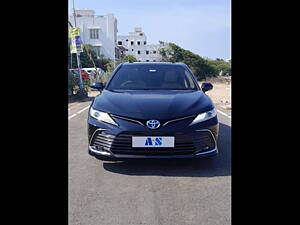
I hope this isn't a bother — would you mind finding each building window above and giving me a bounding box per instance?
[137,41,140,45]
[153,50,157,54]
[126,39,128,41]
[153,60,156,62]
[137,50,140,54]
[90,29,99,39]
[146,50,149,55]
[146,60,149,62]
[144,41,147,45]
[118,41,122,45]
[139,33,143,36]
[132,49,134,51]
[131,41,134,45]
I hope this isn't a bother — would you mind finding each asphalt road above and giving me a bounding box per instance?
[68,99,231,225]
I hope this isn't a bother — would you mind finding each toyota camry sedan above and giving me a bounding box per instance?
[87,62,219,161]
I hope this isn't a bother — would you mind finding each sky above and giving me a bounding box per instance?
[68,0,231,60]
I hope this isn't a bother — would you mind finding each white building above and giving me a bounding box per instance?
[117,28,165,62]
[69,9,119,60]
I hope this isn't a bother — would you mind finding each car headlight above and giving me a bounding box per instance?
[190,108,217,125]
[89,108,118,126]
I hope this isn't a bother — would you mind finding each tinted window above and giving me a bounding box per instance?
[107,64,197,90]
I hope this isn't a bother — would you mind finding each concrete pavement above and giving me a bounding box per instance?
[68,100,231,225]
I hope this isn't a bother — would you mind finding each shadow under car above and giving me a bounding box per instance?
[102,122,231,178]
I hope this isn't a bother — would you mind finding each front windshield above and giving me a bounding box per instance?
[106,64,198,90]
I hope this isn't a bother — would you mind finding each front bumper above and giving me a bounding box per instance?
[88,145,218,160]
[88,114,219,160]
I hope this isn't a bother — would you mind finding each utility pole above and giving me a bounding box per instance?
[68,21,73,69]
[114,49,116,69]
[72,0,86,97]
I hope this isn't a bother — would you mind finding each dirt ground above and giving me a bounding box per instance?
[200,80,231,110]
[88,90,100,98]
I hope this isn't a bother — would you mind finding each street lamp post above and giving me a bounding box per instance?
[71,0,86,98]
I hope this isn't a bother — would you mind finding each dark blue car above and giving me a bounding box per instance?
[88,62,219,161]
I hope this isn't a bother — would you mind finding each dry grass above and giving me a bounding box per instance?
[204,76,231,84]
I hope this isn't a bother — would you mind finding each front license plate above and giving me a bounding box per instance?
[132,136,175,148]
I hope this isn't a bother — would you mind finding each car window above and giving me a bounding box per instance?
[184,70,195,89]
[107,64,198,90]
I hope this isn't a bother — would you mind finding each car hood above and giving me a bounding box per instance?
[92,89,214,120]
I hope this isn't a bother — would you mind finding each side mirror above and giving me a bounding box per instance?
[90,82,104,91]
[201,82,213,93]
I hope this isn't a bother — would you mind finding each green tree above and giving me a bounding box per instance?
[122,55,137,63]
[95,55,113,72]
[207,59,231,76]
[158,42,231,80]
[68,44,116,91]
[99,54,139,83]
[68,44,114,72]
[68,44,95,68]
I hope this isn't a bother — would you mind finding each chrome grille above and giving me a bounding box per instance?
[111,114,195,127]
[90,130,215,156]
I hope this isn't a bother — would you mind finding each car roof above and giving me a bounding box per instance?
[122,62,186,66]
